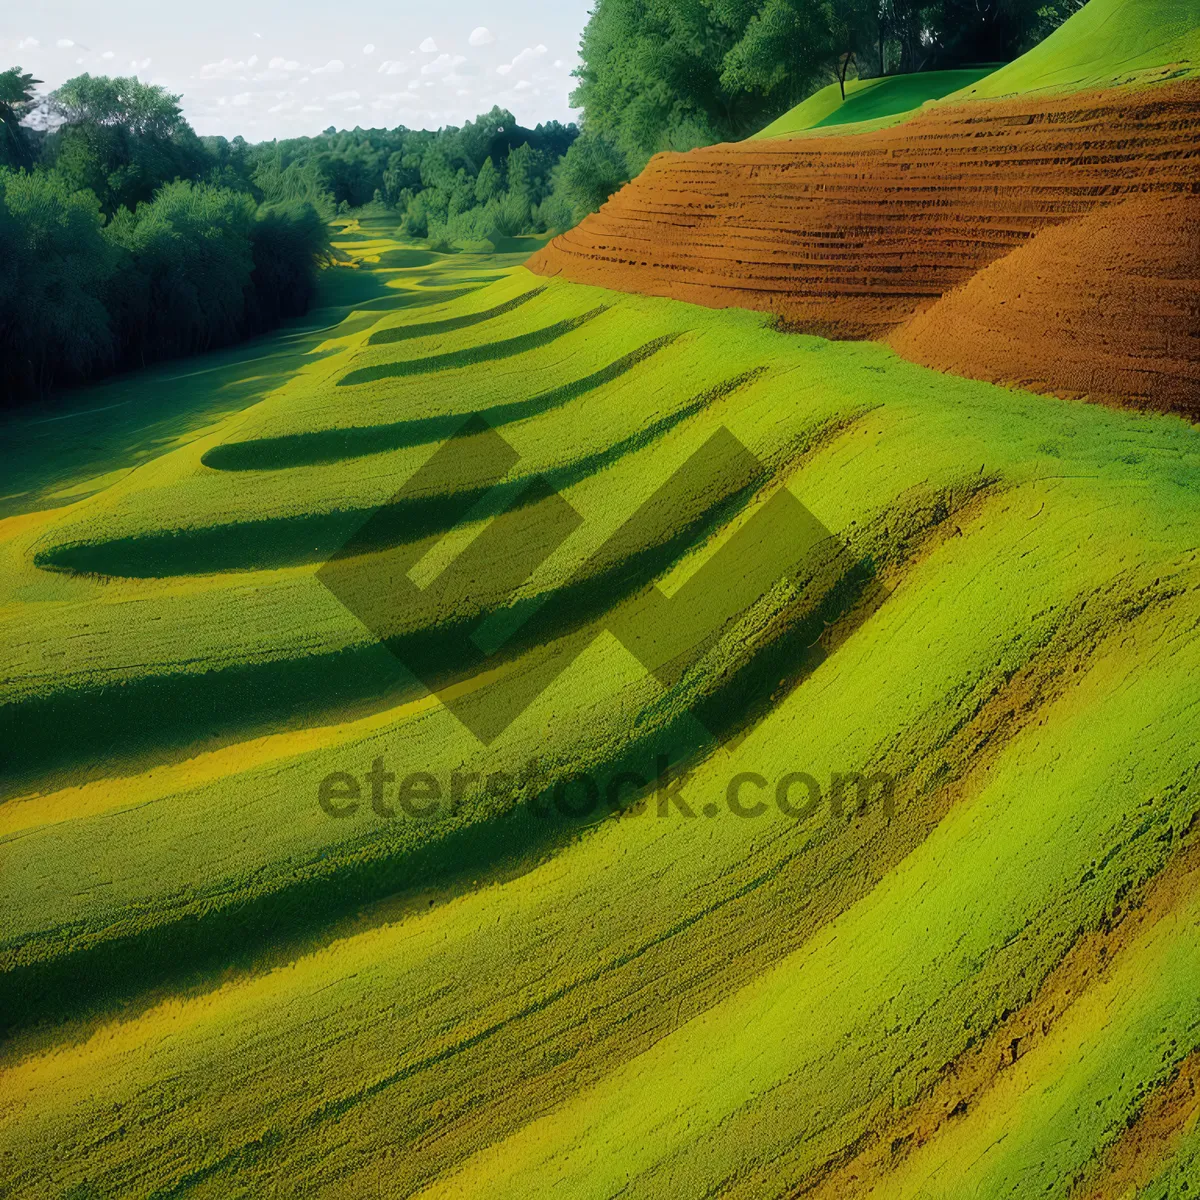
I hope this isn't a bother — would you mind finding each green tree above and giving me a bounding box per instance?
[0,168,117,394]
[0,67,40,168]
[49,74,207,215]
[720,0,834,105]
[550,133,630,220]
[573,0,1088,156]
[474,156,501,204]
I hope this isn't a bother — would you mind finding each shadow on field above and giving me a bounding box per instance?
[336,306,610,387]
[365,285,546,345]
[200,333,683,472]
[40,350,720,577]
[6,419,783,791]
[0,557,882,1041]
[0,259,463,520]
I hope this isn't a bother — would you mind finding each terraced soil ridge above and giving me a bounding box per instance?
[890,192,1200,415]
[528,81,1200,343]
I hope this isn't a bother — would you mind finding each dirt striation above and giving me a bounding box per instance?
[890,192,1200,415]
[528,81,1200,364]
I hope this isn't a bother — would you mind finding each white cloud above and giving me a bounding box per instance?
[231,92,252,106]
[301,104,324,112]
[248,54,258,67]
[17,37,39,51]
[378,60,409,75]
[419,37,438,52]
[496,45,548,77]
[362,43,375,55]
[514,80,532,91]
[102,50,114,60]
[468,27,494,47]
[311,59,344,74]
[57,38,76,49]
[421,53,466,76]
[328,89,361,102]
[267,56,301,71]
[253,32,262,39]
[201,57,252,79]
[373,92,420,110]
[407,80,420,90]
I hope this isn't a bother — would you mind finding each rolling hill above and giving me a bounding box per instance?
[2,0,1199,1196]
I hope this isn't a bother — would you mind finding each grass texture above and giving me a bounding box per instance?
[949,0,1200,99]
[752,67,997,138]
[0,196,1199,1198]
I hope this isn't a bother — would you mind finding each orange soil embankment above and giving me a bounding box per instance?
[889,193,1200,414]
[529,82,1200,351]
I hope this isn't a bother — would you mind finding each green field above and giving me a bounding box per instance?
[4,0,1200,1190]
[2,188,1200,1195]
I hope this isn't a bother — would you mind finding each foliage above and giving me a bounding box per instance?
[0,66,40,168]
[0,168,117,394]
[0,169,329,402]
[48,74,210,215]
[247,108,581,242]
[547,132,632,224]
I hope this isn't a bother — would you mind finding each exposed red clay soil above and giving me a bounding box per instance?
[528,81,1200,355]
[889,193,1200,416]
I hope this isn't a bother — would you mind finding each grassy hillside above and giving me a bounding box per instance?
[2,204,1200,1196]
[949,0,1200,99]
[752,67,996,138]
[754,0,1200,142]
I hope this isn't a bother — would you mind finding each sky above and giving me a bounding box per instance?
[2,1,594,139]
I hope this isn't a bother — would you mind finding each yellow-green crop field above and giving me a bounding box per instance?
[2,200,1199,1199]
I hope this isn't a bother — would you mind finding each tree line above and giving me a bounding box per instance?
[1,1,1089,403]
[251,112,587,245]
[0,70,594,406]
[0,70,334,405]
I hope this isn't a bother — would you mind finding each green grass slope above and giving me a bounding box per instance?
[752,67,996,139]
[754,0,1200,142]
[1,228,1200,1198]
[949,0,1200,99]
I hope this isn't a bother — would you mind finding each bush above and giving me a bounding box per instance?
[248,200,330,327]
[106,181,259,358]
